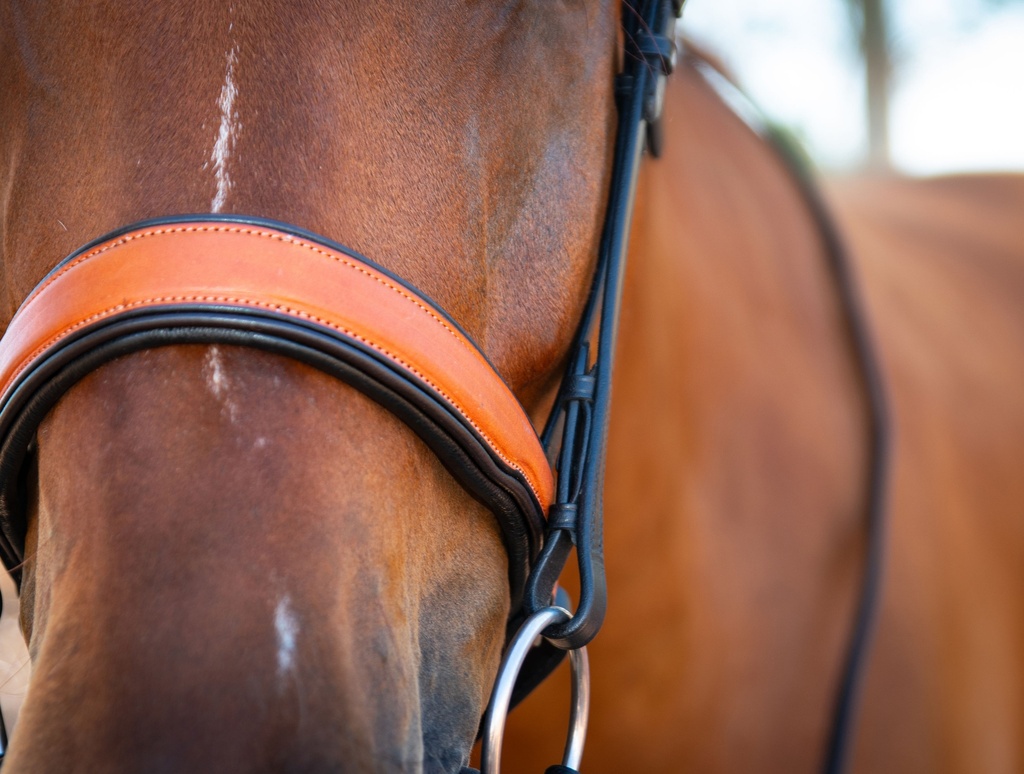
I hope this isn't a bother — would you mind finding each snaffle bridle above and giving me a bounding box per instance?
[0,2,888,772]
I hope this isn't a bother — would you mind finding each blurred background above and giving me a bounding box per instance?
[680,0,1024,175]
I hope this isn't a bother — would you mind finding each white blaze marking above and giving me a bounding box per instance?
[211,47,239,213]
[205,345,227,398]
[203,346,239,421]
[274,595,299,680]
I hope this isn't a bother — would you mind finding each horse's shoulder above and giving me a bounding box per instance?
[827,173,1024,266]
[827,172,1024,306]
[828,172,1024,458]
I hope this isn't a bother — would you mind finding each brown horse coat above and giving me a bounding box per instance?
[2,1,1024,771]
[835,173,1024,773]
[505,60,1024,774]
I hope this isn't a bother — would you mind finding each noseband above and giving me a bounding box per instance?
[0,219,551,607]
[0,1,890,772]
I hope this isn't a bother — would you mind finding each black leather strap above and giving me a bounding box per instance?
[523,0,681,651]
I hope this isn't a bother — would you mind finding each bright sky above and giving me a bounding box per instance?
[681,0,1024,175]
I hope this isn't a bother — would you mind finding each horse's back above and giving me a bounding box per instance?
[831,173,1024,772]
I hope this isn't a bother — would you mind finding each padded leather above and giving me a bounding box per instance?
[0,221,553,510]
[0,218,552,604]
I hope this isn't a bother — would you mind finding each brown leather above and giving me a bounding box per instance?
[0,222,554,511]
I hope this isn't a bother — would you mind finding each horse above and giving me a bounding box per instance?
[2,1,1024,772]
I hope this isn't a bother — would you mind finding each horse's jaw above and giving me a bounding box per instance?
[7,345,508,773]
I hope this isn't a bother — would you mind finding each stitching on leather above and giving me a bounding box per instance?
[26,226,466,346]
[9,232,552,505]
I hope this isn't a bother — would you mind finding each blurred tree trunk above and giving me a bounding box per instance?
[856,0,892,170]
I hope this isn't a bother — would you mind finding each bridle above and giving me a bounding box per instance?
[0,1,889,773]
[0,218,552,601]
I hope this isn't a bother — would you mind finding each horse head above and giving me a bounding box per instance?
[0,1,629,770]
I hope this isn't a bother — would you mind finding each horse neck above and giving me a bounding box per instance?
[623,59,869,513]
[576,59,872,770]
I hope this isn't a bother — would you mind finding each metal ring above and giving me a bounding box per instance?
[480,606,590,774]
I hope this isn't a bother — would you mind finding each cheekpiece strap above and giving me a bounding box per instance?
[522,0,685,651]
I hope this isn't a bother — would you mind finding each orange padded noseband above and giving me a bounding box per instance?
[0,217,552,605]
